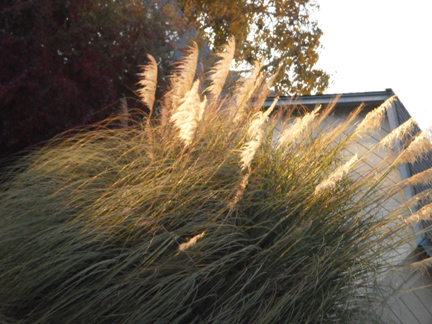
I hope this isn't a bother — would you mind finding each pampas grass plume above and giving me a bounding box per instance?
[233,58,265,123]
[207,37,236,102]
[398,131,432,164]
[379,118,416,149]
[170,80,203,146]
[240,97,278,170]
[137,54,158,114]
[240,136,262,171]
[163,42,199,119]
[400,167,432,188]
[409,257,432,274]
[278,105,321,148]
[179,231,206,251]
[403,202,432,225]
[354,95,396,138]
[314,154,358,194]
[247,97,278,138]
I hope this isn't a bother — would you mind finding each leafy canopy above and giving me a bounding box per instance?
[0,0,186,159]
[177,0,329,95]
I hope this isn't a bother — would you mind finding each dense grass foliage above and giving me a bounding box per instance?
[0,41,430,323]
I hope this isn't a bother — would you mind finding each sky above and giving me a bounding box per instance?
[312,0,432,130]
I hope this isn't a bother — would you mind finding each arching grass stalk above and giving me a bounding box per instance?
[0,40,430,323]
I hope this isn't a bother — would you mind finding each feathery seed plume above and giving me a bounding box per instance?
[399,189,432,211]
[398,131,432,164]
[207,37,235,102]
[240,98,278,170]
[278,105,321,148]
[137,54,158,114]
[379,118,416,149]
[170,80,202,146]
[240,135,263,171]
[179,231,206,251]
[409,257,432,274]
[314,154,358,194]
[233,58,265,123]
[399,167,432,188]
[354,96,396,138]
[404,202,432,225]
[249,65,282,111]
[247,97,278,138]
[164,42,199,116]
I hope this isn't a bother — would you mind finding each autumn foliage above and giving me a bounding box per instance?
[177,0,330,95]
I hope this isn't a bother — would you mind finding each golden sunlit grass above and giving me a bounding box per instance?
[0,40,431,323]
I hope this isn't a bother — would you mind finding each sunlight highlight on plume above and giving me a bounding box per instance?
[207,37,236,102]
[314,154,358,194]
[379,118,416,148]
[179,232,206,251]
[353,96,396,138]
[137,54,158,114]
[170,80,203,146]
[404,202,432,225]
[278,105,321,148]
[240,97,278,170]
[233,58,265,123]
[398,132,432,164]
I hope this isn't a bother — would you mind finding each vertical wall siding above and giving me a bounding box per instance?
[394,101,432,252]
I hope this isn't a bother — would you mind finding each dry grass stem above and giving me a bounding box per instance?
[228,171,251,210]
[198,96,207,122]
[119,98,129,128]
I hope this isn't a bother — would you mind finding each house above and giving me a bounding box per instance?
[264,88,432,324]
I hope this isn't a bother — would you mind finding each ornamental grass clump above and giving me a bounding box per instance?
[0,41,431,323]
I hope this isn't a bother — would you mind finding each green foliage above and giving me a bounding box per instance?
[0,43,425,323]
[177,0,329,95]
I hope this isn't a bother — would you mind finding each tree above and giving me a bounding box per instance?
[176,0,329,95]
[0,0,187,160]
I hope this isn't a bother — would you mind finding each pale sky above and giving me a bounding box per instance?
[312,0,432,130]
